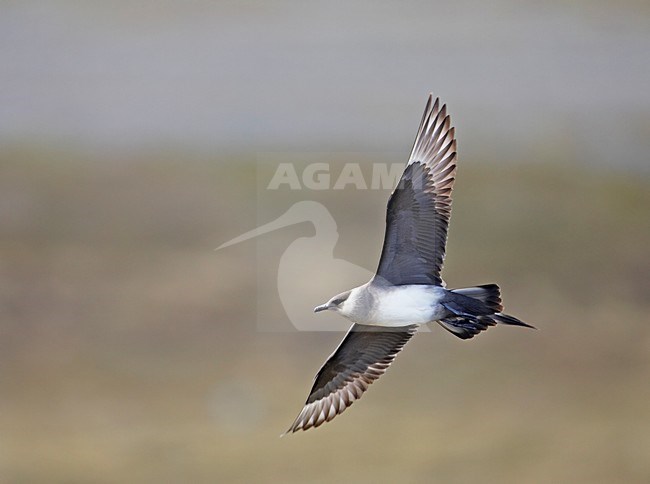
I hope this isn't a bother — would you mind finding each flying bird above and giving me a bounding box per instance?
[287,95,534,433]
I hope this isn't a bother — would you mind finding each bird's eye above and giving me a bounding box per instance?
[332,298,345,306]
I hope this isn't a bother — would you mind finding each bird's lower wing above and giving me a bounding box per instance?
[286,323,418,433]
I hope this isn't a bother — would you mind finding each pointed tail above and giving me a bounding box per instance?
[451,284,503,312]
[440,284,535,339]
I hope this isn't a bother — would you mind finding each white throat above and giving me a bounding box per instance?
[338,286,363,318]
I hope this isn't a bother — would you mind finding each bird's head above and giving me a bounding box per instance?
[314,290,352,314]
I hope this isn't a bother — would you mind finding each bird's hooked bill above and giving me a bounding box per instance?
[314,304,329,313]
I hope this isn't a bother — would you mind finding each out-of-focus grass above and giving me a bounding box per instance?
[0,148,649,483]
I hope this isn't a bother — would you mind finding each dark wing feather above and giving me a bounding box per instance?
[286,324,417,433]
[375,95,457,286]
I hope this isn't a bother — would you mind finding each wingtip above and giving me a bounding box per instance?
[281,423,298,437]
[284,415,306,435]
[426,92,438,103]
[424,93,446,111]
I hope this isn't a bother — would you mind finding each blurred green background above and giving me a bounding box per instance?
[1,1,649,483]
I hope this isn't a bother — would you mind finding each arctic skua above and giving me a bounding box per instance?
[287,95,533,433]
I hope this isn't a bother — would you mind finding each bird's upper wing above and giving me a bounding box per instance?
[286,323,417,433]
[374,95,457,286]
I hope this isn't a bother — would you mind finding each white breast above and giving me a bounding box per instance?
[370,285,446,327]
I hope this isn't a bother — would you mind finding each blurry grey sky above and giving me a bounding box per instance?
[1,0,649,170]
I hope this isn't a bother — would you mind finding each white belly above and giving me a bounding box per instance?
[368,285,446,326]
